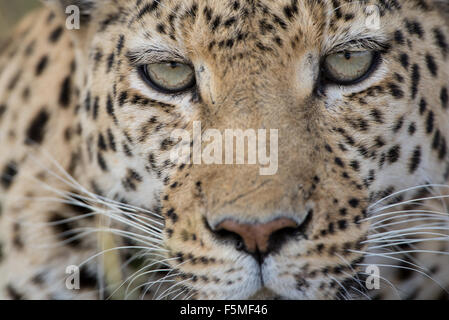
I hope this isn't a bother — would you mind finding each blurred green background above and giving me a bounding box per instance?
[0,0,41,38]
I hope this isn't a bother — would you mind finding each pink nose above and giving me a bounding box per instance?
[215,218,299,253]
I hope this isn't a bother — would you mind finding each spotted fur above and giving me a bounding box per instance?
[0,0,448,300]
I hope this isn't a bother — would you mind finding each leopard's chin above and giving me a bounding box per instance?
[248,288,281,300]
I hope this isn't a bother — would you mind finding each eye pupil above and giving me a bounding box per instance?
[344,52,351,60]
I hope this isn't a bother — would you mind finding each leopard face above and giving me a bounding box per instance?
[0,0,448,300]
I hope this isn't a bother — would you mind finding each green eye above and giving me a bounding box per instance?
[323,51,379,85]
[140,62,196,93]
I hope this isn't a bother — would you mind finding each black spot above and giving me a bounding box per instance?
[84,91,91,112]
[408,122,416,135]
[123,143,133,157]
[66,193,92,217]
[394,30,405,45]
[224,17,236,27]
[433,28,448,58]
[8,71,21,91]
[106,94,117,123]
[388,83,404,99]
[47,10,56,22]
[438,136,447,160]
[225,39,234,48]
[425,54,438,77]
[338,220,347,230]
[118,91,128,106]
[116,34,125,55]
[334,157,345,167]
[393,116,404,133]
[410,64,420,99]
[107,53,115,72]
[59,76,72,108]
[79,266,98,288]
[328,222,335,234]
[344,13,354,21]
[35,55,49,76]
[283,2,299,20]
[49,25,64,43]
[24,40,35,56]
[399,53,409,69]
[394,73,404,83]
[92,96,99,119]
[6,285,23,300]
[137,1,160,19]
[375,136,386,148]
[426,111,434,134]
[22,87,30,101]
[409,146,421,173]
[97,152,108,171]
[93,49,103,67]
[32,272,45,286]
[107,128,117,152]
[272,14,287,30]
[350,160,360,171]
[49,213,81,247]
[419,98,427,114]
[166,208,178,223]
[370,109,384,123]
[387,145,401,163]
[211,16,221,31]
[156,23,166,34]
[0,104,6,120]
[1,161,18,189]
[432,129,441,150]
[98,133,107,151]
[12,223,23,249]
[256,41,272,52]
[331,0,342,19]
[348,198,359,208]
[404,19,424,38]
[396,260,414,281]
[25,109,50,145]
[441,87,448,109]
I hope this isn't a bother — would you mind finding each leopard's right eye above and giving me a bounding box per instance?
[139,62,196,94]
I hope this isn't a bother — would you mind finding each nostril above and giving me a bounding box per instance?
[212,227,245,251]
[235,239,244,251]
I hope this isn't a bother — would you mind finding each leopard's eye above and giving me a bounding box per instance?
[322,51,379,85]
[139,62,196,93]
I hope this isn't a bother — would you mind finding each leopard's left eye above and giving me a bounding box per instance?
[322,51,379,85]
[139,62,196,94]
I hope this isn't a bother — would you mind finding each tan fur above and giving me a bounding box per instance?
[0,0,448,299]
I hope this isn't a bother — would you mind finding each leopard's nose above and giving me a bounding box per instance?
[214,217,300,255]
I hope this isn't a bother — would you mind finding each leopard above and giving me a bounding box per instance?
[0,0,448,300]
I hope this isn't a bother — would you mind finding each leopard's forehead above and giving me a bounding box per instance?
[119,0,391,56]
